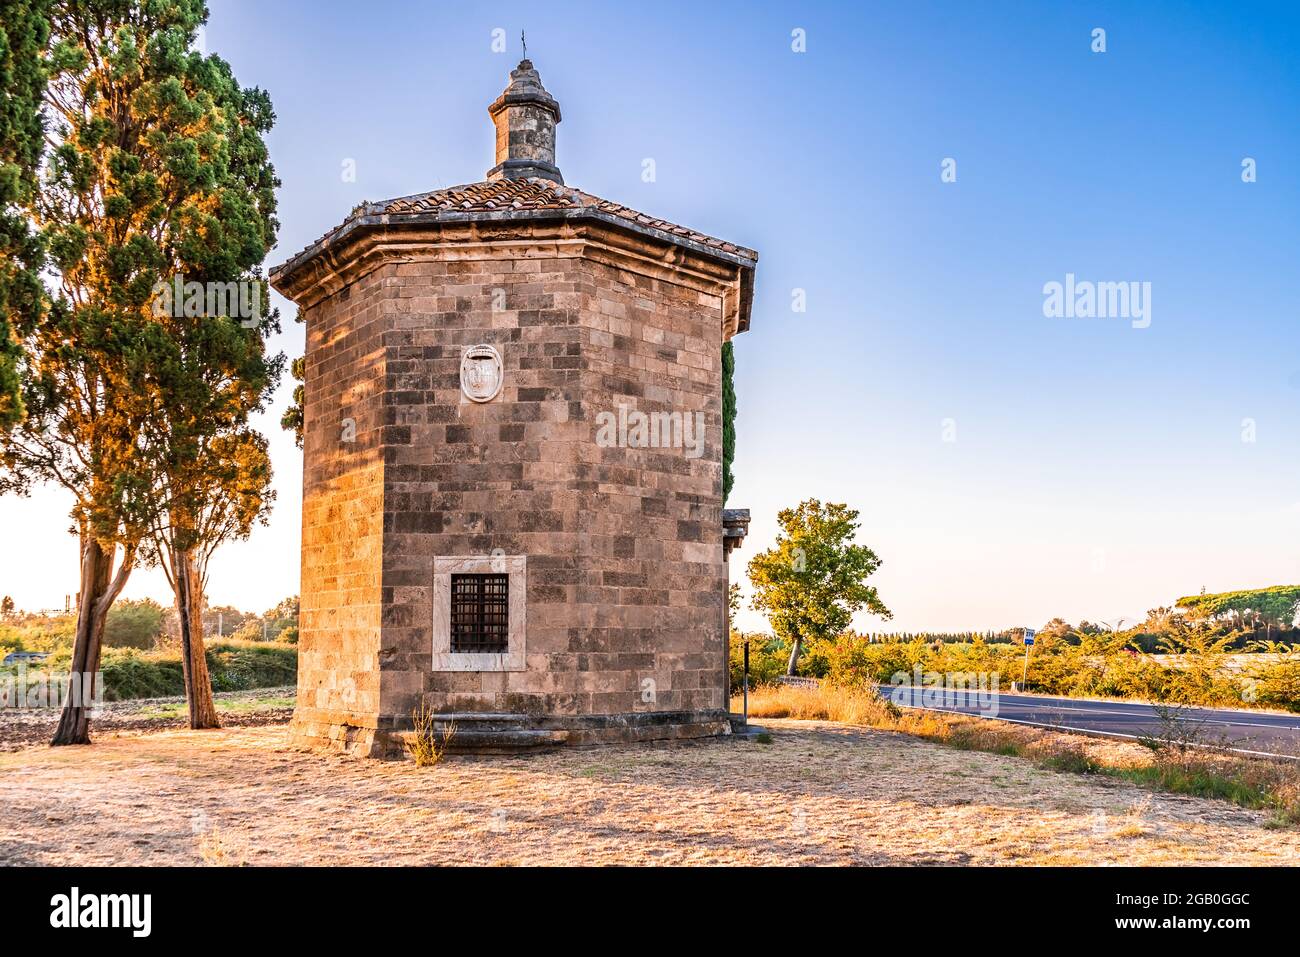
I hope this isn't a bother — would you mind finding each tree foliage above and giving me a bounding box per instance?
[103,597,163,648]
[721,340,735,502]
[747,499,891,674]
[0,0,50,428]
[1176,585,1300,632]
[0,0,279,742]
[280,352,303,447]
[229,594,297,642]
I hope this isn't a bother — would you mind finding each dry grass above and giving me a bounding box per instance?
[741,681,903,724]
[740,683,1300,826]
[197,827,237,866]
[743,683,1133,769]
[2,723,1298,865]
[404,702,456,768]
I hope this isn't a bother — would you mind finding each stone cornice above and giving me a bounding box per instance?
[271,213,754,339]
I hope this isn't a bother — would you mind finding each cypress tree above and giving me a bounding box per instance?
[0,0,50,428]
[722,339,735,503]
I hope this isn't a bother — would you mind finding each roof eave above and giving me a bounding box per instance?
[269,206,758,332]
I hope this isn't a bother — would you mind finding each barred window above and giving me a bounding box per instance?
[450,573,510,653]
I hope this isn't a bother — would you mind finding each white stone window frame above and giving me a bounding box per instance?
[432,555,527,672]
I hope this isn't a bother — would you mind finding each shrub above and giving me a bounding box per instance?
[1037,743,1102,774]
[103,599,165,649]
[207,641,298,692]
[100,650,186,699]
[229,618,265,642]
[38,640,297,701]
[1249,652,1300,712]
[754,628,1275,710]
[728,632,787,689]
[739,682,1300,824]
[0,614,76,653]
[822,633,928,689]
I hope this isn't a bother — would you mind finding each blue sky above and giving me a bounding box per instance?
[2,0,1298,633]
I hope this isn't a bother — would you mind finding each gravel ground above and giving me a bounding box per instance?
[1,717,1297,866]
[0,686,294,752]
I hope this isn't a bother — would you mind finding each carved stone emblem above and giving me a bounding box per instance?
[460,344,503,402]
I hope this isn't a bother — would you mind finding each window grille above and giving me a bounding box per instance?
[450,573,510,653]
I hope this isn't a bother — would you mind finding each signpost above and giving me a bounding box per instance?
[1021,628,1036,689]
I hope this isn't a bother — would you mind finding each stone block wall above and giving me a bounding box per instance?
[284,216,746,753]
[377,252,590,720]
[294,274,389,752]
[571,256,728,714]
[374,249,727,727]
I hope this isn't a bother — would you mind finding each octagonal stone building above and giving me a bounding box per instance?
[270,60,757,755]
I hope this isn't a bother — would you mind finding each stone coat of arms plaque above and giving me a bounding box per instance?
[460,344,503,402]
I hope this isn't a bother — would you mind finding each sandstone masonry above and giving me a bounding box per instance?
[270,60,757,755]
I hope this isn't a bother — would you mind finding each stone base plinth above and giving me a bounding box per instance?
[288,707,732,759]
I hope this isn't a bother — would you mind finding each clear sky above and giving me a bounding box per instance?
[2,0,1298,634]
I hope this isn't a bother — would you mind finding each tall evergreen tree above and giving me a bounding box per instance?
[134,18,281,729]
[722,340,735,503]
[0,0,50,428]
[0,0,279,743]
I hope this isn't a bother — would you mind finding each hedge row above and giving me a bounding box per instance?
[731,633,1300,712]
[36,640,297,701]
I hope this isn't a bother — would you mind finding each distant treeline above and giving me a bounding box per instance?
[862,631,1021,644]
[0,596,299,656]
[859,585,1300,649]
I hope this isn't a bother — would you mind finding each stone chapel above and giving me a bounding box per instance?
[270,60,757,754]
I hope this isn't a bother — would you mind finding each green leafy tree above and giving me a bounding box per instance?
[747,499,892,675]
[280,353,303,447]
[0,0,50,428]
[103,597,163,648]
[263,594,297,640]
[1177,585,1300,638]
[1,1,160,744]
[265,594,298,622]
[148,426,277,727]
[0,0,277,743]
[1039,617,1072,641]
[203,604,251,637]
[230,595,296,642]
[129,14,280,730]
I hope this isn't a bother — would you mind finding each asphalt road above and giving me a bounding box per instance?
[881,684,1300,758]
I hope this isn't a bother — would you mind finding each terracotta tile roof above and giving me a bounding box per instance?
[271,177,757,282]
[381,179,756,258]
[382,179,580,215]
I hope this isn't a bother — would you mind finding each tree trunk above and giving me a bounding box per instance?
[51,536,125,746]
[785,636,804,676]
[172,548,220,729]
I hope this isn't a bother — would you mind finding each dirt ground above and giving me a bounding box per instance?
[2,718,1297,866]
[0,687,295,752]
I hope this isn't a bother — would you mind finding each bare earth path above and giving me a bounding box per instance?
[0,686,295,752]
[1,719,1297,866]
